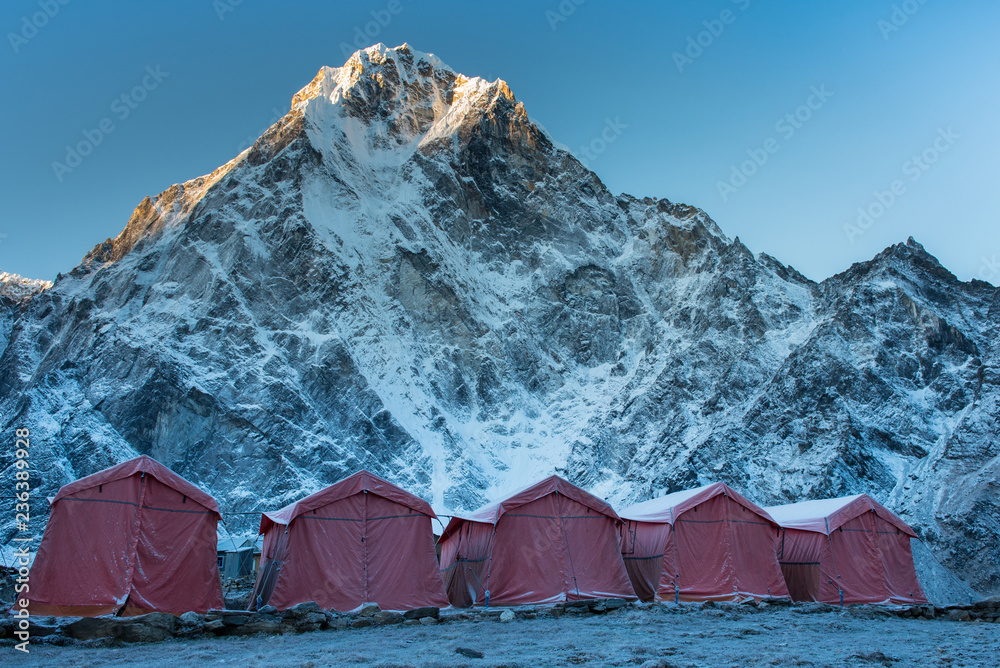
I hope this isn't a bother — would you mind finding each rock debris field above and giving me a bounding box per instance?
[3,598,999,668]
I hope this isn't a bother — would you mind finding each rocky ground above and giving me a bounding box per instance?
[3,598,998,667]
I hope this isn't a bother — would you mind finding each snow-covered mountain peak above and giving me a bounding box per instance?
[0,271,52,303]
[828,236,963,297]
[288,44,538,168]
[291,43,454,112]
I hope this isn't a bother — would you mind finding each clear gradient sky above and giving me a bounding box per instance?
[1,1,998,284]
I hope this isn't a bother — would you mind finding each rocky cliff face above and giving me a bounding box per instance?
[1,44,996,594]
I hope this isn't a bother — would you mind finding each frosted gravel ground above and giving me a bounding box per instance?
[6,606,997,668]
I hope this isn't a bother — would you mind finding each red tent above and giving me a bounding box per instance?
[438,475,636,607]
[250,470,448,612]
[764,494,928,605]
[618,482,790,602]
[27,455,224,617]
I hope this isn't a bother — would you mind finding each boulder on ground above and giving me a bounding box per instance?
[65,617,122,641]
[328,616,350,630]
[117,613,177,644]
[204,619,226,633]
[27,616,62,638]
[207,608,253,621]
[250,610,281,624]
[283,601,321,621]
[222,612,252,628]
[761,597,792,607]
[178,611,205,627]
[403,606,439,620]
[295,611,328,632]
[374,611,404,625]
[947,609,972,622]
[848,606,892,620]
[357,602,381,618]
[239,619,288,635]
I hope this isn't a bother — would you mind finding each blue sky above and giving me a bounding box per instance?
[1,0,997,284]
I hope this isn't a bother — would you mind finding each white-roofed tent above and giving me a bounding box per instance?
[764,494,927,605]
[438,475,637,607]
[618,482,790,602]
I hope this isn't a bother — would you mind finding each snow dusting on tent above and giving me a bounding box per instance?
[438,475,636,607]
[250,470,448,612]
[766,495,915,535]
[618,482,790,602]
[26,455,224,616]
[764,494,927,605]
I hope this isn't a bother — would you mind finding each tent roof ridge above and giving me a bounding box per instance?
[764,493,915,536]
[50,455,220,515]
[617,481,777,525]
[439,475,620,541]
[259,470,436,533]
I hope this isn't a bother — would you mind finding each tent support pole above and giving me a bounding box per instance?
[556,491,581,601]
[362,490,368,604]
[670,509,680,604]
[824,517,845,607]
[482,510,499,609]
